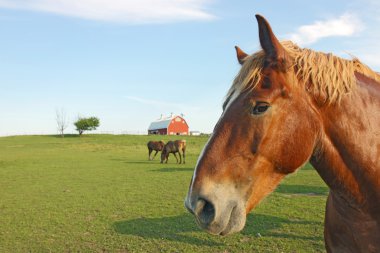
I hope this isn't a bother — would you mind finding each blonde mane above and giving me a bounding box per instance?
[227,41,380,103]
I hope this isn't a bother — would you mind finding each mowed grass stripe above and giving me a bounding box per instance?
[0,135,327,252]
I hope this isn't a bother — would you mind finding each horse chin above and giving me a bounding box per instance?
[201,203,246,236]
[219,205,246,236]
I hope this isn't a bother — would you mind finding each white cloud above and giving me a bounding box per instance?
[289,13,363,45]
[0,0,215,24]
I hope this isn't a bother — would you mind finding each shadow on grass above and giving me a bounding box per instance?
[276,184,328,195]
[110,158,193,172]
[48,134,80,138]
[150,167,194,172]
[243,213,324,241]
[114,160,156,164]
[113,213,323,245]
[110,158,160,164]
[113,213,222,246]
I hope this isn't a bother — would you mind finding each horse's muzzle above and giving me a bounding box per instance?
[185,196,218,232]
[185,191,246,236]
[194,198,215,226]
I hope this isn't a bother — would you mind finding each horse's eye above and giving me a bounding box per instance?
[252,102,270,115]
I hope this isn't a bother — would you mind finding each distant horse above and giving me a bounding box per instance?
[161,140,186,164]
[147,141,165,160]
[185,15,380,253]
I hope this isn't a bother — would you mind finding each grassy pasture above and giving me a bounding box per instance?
[0,135,328,252]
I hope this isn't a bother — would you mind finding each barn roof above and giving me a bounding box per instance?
[148,115,176,130]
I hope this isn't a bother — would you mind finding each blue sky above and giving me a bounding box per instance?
[0,0,379,135]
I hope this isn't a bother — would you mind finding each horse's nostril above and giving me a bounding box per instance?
[195,198,215,226]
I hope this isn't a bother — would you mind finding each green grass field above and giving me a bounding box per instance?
[0,134,328,252]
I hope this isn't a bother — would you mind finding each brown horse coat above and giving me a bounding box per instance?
[147,141,165,160]
[161,140,186,164]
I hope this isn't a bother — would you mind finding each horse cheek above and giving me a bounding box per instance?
[279,118,317,173]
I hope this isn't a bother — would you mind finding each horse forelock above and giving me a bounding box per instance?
[224,41,380,106]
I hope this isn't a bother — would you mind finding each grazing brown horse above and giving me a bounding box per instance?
[161,140,186,164]
[147,141,165,160]
[185,15,380,253]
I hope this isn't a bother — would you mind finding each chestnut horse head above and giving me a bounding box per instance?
[185,14,380,240]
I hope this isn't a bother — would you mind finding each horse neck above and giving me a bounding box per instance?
[310,72,380,214]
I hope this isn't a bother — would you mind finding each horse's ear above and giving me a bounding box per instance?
[255,14,287,66]
[235,46,248,65]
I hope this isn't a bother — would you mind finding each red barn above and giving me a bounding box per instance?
[148,115,189,135]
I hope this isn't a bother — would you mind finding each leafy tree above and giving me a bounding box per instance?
[74,117,100,136]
